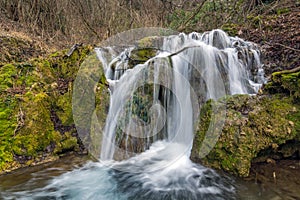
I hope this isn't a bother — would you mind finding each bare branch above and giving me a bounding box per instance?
[265,41,300,53]
[177,0,208,31]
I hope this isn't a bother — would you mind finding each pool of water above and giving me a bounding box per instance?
[0,155,299,200]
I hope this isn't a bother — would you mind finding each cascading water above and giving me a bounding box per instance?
[1,29,265,200]
[98,29,264,161]
[93,29,264,199]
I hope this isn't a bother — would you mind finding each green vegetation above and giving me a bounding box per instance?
[129,48,158,66]
[265,69,300,100]
[0,96,17,170]
[0,44,110,173]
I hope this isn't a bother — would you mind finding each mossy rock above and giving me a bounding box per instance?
[125,36,163,67]
[128,48,158,66]
[0,45,110,173]
[56,89,74,126]
[264,69,300,100]
[72,50,110,159]
[0,96,17,170]
[136,36,163,49]
[192,94,300,177]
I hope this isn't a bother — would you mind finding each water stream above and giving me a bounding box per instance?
[1,29,269,199]
[1,155,299,199]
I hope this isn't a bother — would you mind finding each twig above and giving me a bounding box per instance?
[70,0,102,41]
[168,45,201,57]
[263,0,279,15]
[265,41,300,53]
[14,107,25,136]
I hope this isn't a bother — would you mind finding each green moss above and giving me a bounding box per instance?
[56,90,74,126]
[16,63,36,87]
[51,46,93,80]
[281,72,300,98]
[247,15,263,28]
[31,59,55,87]
[193,99,214,148]
[0,64,17,92]
[12,92,55,157]
[61,132,78,150]
[0,45,103,173]
[276,8,290,15]
[193,94,299,177]
[0,62,50,95]
[54,132,78,154]
[137,36,162,48]
[128,48,157,67]
[0,96,17,170]
[287,104,300,140]
[264,71,300,100]
[221,23,239,36]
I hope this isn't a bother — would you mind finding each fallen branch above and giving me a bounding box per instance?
[265,41,300,53]
[273,66,300,75]
[66,43,83,57]
[168,45,201,57]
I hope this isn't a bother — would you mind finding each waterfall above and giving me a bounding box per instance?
[96,29,264,161]
[2,29,265,200]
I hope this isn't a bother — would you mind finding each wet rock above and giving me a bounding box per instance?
[192,92,300,177]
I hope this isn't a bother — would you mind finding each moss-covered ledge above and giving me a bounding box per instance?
[264,66,300,100]
[0,45,110,174]
[191,94,299,177]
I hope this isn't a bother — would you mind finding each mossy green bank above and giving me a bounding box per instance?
[0,45,109,173]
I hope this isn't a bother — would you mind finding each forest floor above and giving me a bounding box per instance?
[0,12,52,64]
[238,0,299,75]
[0,0,299,73]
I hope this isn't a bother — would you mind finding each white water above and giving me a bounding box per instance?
[1,152,234,200]
[98,29,264,161]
